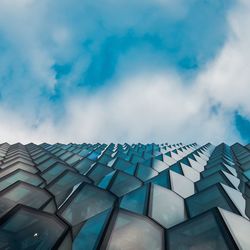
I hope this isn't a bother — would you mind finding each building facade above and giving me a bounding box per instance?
[0,141,249,249]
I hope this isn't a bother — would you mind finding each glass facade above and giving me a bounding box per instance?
[0,141,249,249]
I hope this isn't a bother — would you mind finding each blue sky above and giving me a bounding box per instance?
[0,0,249,144]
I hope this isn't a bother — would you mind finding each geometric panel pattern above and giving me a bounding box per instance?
[0,141,249,249]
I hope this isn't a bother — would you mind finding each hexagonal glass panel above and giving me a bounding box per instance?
[0,206,70,250]
[149,184,187,228]
[168,210,233,249]
[0,182,54,217]
[109,172,142,197]
[104,209,164,250]
[59,184,115,227]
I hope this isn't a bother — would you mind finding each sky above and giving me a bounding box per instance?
[0,0,249,145]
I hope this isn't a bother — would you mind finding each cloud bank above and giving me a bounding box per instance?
[0,0,249,144]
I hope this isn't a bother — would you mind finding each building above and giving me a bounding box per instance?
[0,141,249,249]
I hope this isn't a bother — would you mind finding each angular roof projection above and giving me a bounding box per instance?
[0,141,250,249]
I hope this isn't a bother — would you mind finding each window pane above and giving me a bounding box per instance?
[105,210,164,250]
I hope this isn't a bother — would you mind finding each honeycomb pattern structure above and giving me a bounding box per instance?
[0,142,250,249]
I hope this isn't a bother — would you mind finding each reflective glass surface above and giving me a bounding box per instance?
[105,210,164,250]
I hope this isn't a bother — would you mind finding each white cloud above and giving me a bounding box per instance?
[0,0,248,144]
[197,0,250,118]
[0,71,240,145]
[57,72,239,145]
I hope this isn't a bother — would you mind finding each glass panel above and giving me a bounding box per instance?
[202,164,228,178]
[59,152,73,161]
[168,211,230,250]
[150,184,187,228]
[120,185,148,214]
[2,158,33,169]
[60,184,115,226]
[48,171,89,207]
[0,163,38,178]
[156,154,176,166]
[188,158,204,172]
[113,158,136,175]
[148,171,170,188]
[37,158,58,172]
[34,154,50,164]
[0,207,67,250]
[87,151,101,161]
[73,209,111,250]
[169,164,183,174]
[78,149,91,157]
[170,171,195,198]
[98,171,116,189]
[196,171,233,191]
[243,169,250,181]
[136,165,158,182]
[223,171,240,189]
[54,149,66,157]
[0,183,51,216]
[41,163,69,184]
[98,154,113,165]
[186,184,239,217]
[88,164,114,185]
[221,184,247,218]
[219,208,250,250]
[105,210,164,250]
[151,159,169,172]
[74,158,94,175]
[0,171,44,191]
[181,163,200,182]
[65,154,82,166]
[109,172,142,197]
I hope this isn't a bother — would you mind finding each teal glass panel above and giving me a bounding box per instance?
[78,149,91,157]
[0,207,67,250]
[109,172,142,197]
[147,170,170,188]
[34,154,50,164]
[73,209,112,250]
[244,169,250,181]
[98,154,113,165]
[105,210,164,250]
[59,152,73,161]
[98,171,116,189]
[186,184,239,217]
[87,151,101,161]
[0,183,52,216]
[196,171,233,191]
[0,171,44,191]
[169,164,183,174]
[136,165,158,182]
[113,158,136,175]
[74,158,94,175]
[65,154,82,166]
[0,163,38,178]
[88,164,114,185]
[202,164,229,178]
[120,185,148,214]
[54,149,66,157]
[168,211,233,250]
[48,171,89,207]
[41,163,69,184]
[60,184,115,226]
[37,158,58,172]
